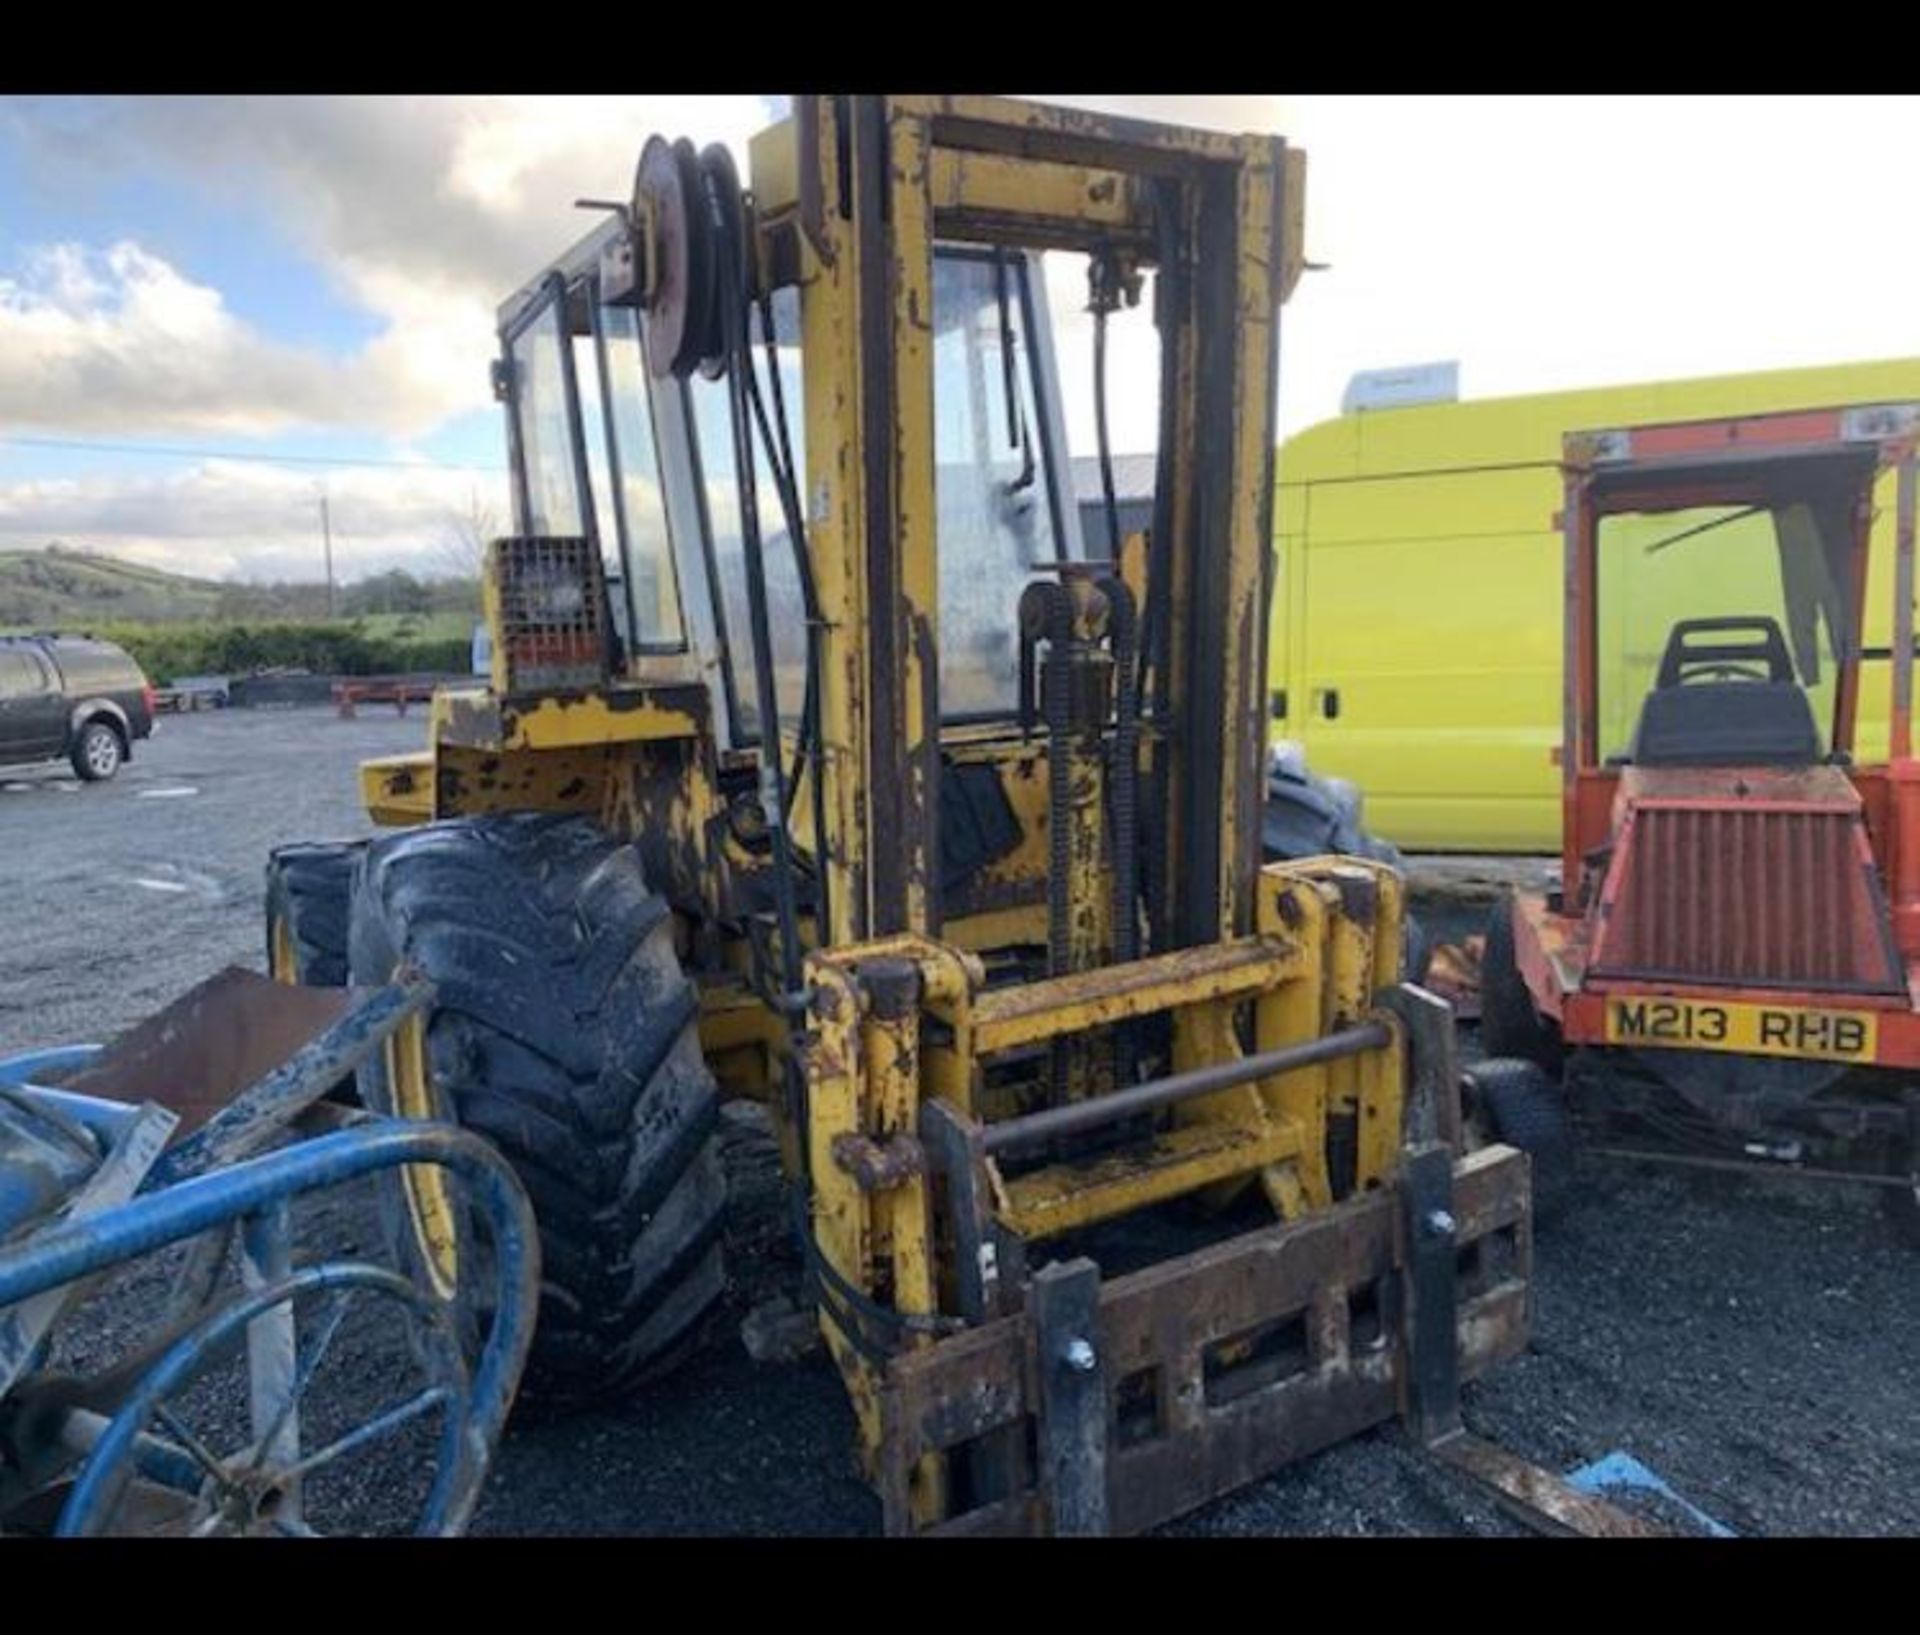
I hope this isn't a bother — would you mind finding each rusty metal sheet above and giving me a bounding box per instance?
[61,967,352,1140]
[1429,1433,1669,1538]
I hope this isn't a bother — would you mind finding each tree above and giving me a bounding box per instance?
[435,493,503,583]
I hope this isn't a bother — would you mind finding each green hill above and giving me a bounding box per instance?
[0,547,481,632]
[0,546,248,628]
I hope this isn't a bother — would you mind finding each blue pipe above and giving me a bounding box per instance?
[0,1120,539,1537]
[0,1044,103,1087]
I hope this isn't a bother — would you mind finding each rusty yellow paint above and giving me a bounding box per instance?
[801,961,877,1453]
[999,1115,1305,1239]
[971,938,1300,1055]
[887,103,939,938]
[926,149,1140,245]
[795,106,871,949]
[903,94,1259,165]
[1279,148,1310,302]
[434,685,703,754]
[434,742,607,820]
[359,753,434,827]
[384,1006,459,1299]
[1353,1012,1405,1192]
[268,913,298,983]
[1254,866,1336,1210]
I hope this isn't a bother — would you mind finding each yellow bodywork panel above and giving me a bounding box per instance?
[435,743,607,820]
[360,753,434,827]
[432,684,704,754]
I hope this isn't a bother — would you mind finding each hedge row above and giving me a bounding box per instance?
[98,621,471,686]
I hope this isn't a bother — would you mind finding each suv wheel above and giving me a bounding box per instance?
[71,720,124,782]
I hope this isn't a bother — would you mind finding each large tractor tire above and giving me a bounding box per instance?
[265,841,364,987]
[1478,892,1564,1073]
[349,812,727,1408]
[1263,752,1431,983]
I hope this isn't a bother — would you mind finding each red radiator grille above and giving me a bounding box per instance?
[1590,802,1905,994]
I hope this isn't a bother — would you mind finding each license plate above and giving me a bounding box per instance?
[1604,997,1877,1062]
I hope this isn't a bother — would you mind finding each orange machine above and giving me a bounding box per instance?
[1478,403,1920,1231]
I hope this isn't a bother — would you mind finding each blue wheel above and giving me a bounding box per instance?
[58,1261,481,1537]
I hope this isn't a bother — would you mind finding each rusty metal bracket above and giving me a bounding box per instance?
[919,1097,1000,1322]
[830,1131,927,1192]
[1374,983,1463,1149]
[1028,1258,1108,1536]
[1399,1140,1462,1447]
[875,1146,1530,1536]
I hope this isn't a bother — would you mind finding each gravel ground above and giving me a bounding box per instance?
[4,708,1915,1536]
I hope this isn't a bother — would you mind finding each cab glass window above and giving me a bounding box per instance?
[599,304,685,649]
[0,650,39,696]
[508,298,582,538]
[1595,496,1851,762]
[933,252,1062,716]
[686,288,808,740]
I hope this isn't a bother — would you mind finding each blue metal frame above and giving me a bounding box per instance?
[0,1066,540,1536]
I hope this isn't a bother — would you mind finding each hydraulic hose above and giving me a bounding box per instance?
[687,145,963,1360]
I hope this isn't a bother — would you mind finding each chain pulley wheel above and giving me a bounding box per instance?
[635,135,714,380]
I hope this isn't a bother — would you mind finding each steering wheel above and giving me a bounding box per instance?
[1679,661,1772,684]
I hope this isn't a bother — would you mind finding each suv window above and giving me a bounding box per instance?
[0,650,49,697]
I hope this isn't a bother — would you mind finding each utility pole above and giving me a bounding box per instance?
[319,490,335,618]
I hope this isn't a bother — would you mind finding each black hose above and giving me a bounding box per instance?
[691,156,967,1350]
[740,306,834,948]
[697,153,806,1055]
[1093,301,1122,563]
[1102,577,1141,1086]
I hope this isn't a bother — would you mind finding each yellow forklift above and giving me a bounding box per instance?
[265,96,1582,1535]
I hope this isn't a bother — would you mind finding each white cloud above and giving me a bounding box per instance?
[0,458,508,582]
[0,95,770,441]
[0,239,489,437]
[8,93,1920,581]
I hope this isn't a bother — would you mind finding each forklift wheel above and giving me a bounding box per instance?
[350,812,727,1408]
[266,840,367,1105]
[265,841,364,987]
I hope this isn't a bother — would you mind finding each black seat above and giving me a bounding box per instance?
[1628,616,1821,768]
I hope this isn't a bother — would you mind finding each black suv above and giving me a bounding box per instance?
[0,635,155,782]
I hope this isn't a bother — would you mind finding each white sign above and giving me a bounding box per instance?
[1342,361,1461,414]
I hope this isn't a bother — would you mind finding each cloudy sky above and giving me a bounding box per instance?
[2,94,1917,583]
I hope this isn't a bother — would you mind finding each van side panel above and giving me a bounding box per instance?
[1296,464,1559,850]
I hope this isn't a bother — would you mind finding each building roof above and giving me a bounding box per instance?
[1069,453,1157,505]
